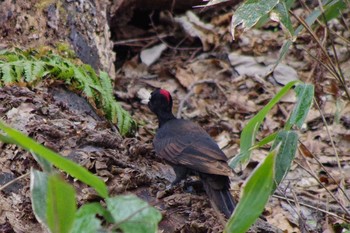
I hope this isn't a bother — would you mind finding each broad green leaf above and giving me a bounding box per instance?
[225,147,277,233]
[229,80,299,169]
[231,0,279,38]
[30,169,49,226]
[1,64,15,84]
[251,132,278,150]
[276,4,321,64]
[0,120,108,198]
[107,195,162,233]
[32,152,53,173]
[32,61,46,79]
[275,0,345,65]
[271,130,298,189]
[47,174,76,233]
[323,0,346,21]
[23,62,33,82]
[285,84,314,129]
[71,203,112,233]
[273,2,294,39]
[0,134,17,144]
[285,0,296,8]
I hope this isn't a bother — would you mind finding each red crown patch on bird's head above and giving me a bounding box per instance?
[159,89,171,103]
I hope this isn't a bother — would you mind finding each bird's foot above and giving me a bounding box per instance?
[156,180,183,199]
[183,179,202,192]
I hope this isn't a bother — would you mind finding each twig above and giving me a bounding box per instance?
[0,172,30,191]
[313,99,345,186]
[149,13,202,51]
[291,190,308,233]
[294,160,350,217]
[275,185,306,228]
[317,0,349,100]
[176,79,216,118]
[176,79,229,118]
[301,48,338,78]
[298,140,350,204]
[114,34,169,45]
[289,9,350,100]
[273,194,349,222]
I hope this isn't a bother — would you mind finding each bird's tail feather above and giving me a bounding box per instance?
[201,176,236,218]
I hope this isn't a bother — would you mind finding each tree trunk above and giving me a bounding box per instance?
[0,0,116,77]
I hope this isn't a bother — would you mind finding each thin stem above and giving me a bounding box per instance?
[0,172,30,191]
[273,194,349,222]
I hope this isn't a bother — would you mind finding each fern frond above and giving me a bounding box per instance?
[119,108,135,136]
[57,66,74,81]
[0,48,135,136]
[14,64,24,81]
[99,71,114,97]
[32,61,46,79]
[82,64,100,85]
[98,72,114,114]
[0,64,16,84]
[98,71,135,135]
[23,62,33,82]
[73,67,94,98]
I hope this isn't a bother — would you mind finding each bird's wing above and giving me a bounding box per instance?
[155,135,232,176]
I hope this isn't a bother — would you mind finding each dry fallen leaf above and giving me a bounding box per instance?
[140,43,167,66]
[174,11,218,51]
[271,63,299,85]
[5,103,35,134]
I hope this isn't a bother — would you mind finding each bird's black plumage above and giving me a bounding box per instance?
[148,88,235,218]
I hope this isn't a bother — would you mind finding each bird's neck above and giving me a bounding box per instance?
[157,111,176,128]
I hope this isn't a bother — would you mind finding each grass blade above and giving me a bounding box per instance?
[285,84,314,129]
[272,130,298,190]
[229,80,299,169]
[47,174,76,233]
[0,120,108,198]
[225,146,277,233]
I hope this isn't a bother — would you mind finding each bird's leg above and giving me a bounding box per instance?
[183,179,203,192]
[166,165,188,189]
[172,165,188,185]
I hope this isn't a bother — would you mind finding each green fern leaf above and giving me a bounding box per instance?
[0,48,135,136]
[23,62,33,82]
[58,67,74,80]
[73,67,93,97]
[99,72,114,97]
[14,64,24,81]
[99,71,135,135]
[82,64,100,85]
[98,72,114,114]
[4,53,20,62]
[121,109,135,136]
[32,62,46,79]
[0,64,16,84]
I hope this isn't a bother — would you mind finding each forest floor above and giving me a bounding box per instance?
[1,2,350,233]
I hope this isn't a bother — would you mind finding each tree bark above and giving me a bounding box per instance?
[0,0,116,77]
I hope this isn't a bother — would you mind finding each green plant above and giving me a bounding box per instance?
[0,48,135,136]
[227,0,350,100]
[225,81,314,233]
[0,121,162,233]
[204,0,349,100]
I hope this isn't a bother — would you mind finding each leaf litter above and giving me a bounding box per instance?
[1,3,350,233]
